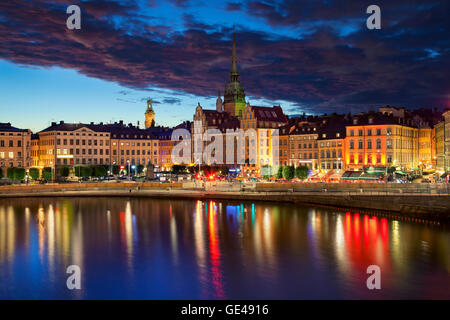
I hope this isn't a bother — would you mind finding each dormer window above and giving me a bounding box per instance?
[368,118,374,124]
[322,133,326,138]
[336,133,340,137]
[353,119,358,125]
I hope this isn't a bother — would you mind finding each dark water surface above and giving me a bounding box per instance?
[0,197,448,299]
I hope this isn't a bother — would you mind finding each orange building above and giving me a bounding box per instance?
[0,123,32,175]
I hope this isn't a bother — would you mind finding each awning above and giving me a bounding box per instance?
[340,171,363,180]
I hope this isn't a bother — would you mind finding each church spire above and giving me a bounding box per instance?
[230,26,239,82]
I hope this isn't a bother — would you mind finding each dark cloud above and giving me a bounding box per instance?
[0,0,448,115]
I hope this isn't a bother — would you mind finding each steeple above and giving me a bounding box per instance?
[145,99,155,128]
[230,26,239,82]
[216,89,223,112]
[223,27,246,119]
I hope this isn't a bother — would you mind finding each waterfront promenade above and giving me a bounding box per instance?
[1,182,449,221]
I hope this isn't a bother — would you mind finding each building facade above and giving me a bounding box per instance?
[0,123,32,176]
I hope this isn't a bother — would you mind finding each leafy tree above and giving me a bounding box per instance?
[7,167,15,180]
[172,165,187,174]
[276,166,284,179]
[29,168,40,180]
[0,168,3,179]
[261,165,272,179]
[282,166,295,180]
[81,166,92,178]
[112,165,120,175]
[42,167,52,181]
[58,166,70,177]
[93,165,107,177]
[137,164,144,174]
[14,168,26,181]
[74,166,83,177]
[295,166,309,180]
[219,166,229,176]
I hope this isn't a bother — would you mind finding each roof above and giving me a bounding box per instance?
[250,106,287,123]
[0,122,30,133]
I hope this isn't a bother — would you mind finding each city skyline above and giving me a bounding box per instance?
[1,0,449,133]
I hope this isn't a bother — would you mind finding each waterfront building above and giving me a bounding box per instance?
[35,121,111,170]
[0,123,32,176]
[193,103,240,167]
[318,116,347,173]
[106,121,159,168]
[444,110,450,172]
[240,103,287,174]
[287,121,319,171]
[344,112,422,171]
[434,121,445,172]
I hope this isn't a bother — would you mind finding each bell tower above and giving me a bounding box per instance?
[145,99,155,128]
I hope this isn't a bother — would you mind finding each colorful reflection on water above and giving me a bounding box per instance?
[0,197,448,299]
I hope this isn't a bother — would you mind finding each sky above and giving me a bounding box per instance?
[0,0,448,132]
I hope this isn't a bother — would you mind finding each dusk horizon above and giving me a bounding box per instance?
[1,0,449,133]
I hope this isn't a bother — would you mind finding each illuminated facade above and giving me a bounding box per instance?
[0,123,32,176]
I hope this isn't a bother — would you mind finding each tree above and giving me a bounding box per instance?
[282,166,295,180]
[219,166,229,176]
[0,168,3,179]
[7,167,15,180]
[29,168,40,180]
[261,165,271,179]
[58,166,70,177]
[81,166,92,178]
[276,166,284,179]
[295,166,309,180]
[93,165,106,177]
[42,167,52,181]
[112,165,120,175]
[137,164,144,174]
[74,166,83,177]
[14,168,26,181]
[172,165,187,174]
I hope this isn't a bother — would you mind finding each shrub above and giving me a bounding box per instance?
[58,166,70,177]
[29,168,40,180]
[7,167,15,180]
[81,166,92,178]
[14,168,26,181]
[282,166,295,180]
[295,166,309,180]
[112,165,120,175]
[93,165,106,177]
[42,167,52,181]
[276,166,284,179]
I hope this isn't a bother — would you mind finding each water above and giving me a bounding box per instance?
[0,197,448,299]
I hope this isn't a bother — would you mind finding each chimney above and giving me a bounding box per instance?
[60,120,64,124]
[119,120,123,125]
[51,122,56,126]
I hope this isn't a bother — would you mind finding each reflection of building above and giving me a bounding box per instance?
[0,123,31,175]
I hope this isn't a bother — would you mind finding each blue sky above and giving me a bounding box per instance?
[0,0,448,132]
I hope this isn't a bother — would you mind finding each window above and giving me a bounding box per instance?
[350,140,354,149]
[367,140,372,149]
[376,139,382,149]
[358,140,363,149]
[387,139,392,149]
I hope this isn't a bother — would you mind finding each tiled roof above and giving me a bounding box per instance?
[251,106,287,123]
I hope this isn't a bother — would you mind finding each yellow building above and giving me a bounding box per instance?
[345,113,422,171]
[240,103,287,175]
[0,123,32,175]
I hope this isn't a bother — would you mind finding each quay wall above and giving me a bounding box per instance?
[0,182,449,221]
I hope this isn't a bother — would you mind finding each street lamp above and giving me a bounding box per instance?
[127,160,130,180]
